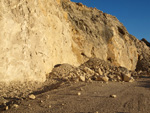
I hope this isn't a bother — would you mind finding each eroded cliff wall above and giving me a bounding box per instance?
[0,0,80,82]
[0,0,146,83]
[62,2,138,70]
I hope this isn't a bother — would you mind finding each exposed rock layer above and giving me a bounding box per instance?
[132,37,150,72]
[0,0,149,83]
[62,1,138,71]
[0,0,79,82]
[141,38,150,47]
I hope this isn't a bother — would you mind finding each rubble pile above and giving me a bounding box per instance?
[50,58,135,83]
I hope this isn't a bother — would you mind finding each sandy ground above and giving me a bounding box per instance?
[1,76,150,113]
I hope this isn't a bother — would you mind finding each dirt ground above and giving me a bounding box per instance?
[1,76,150,113]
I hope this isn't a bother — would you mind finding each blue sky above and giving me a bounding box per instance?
[71,0,150,42]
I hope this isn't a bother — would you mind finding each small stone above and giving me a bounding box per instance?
[79,75,85,82]
[96,75,109,82]
[83,67,95,76]
[62,103,65,106]
[40,100,43,103]
[13,104,19,108]
[110,95,117,98]
[29,94,36,100]
[78,92,81,96]
[117,76,122,81]
[95,111,99,113]
[5,106,8,110]
[129,77,135,83]
[102,76,109,82]
[138,70,142,74]
[123,73,131,82]
[98,68,103,75]
[49,105,51,108]
[95,73,99,76]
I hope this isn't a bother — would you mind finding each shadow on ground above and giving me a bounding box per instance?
[31,81,63,95]
[137,76,150,89]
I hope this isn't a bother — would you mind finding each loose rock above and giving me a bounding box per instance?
[5,106,9,110]
[40,100,44,103]
[98,68,103,75]
[83,67,95,76]
[123,73,131,82]
[29,94,36,100]
[110,95,117,98]
[79,75,85,82]
[13,104,19,108]
[78,92,81,96]
[96,75,109,82]
[129,77,135,83]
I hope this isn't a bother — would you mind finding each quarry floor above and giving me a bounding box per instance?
[2,76,150,113]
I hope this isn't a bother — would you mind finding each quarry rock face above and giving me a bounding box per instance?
[0,0,148,83]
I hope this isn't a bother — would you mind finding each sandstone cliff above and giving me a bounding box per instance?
[0,0,149,83]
